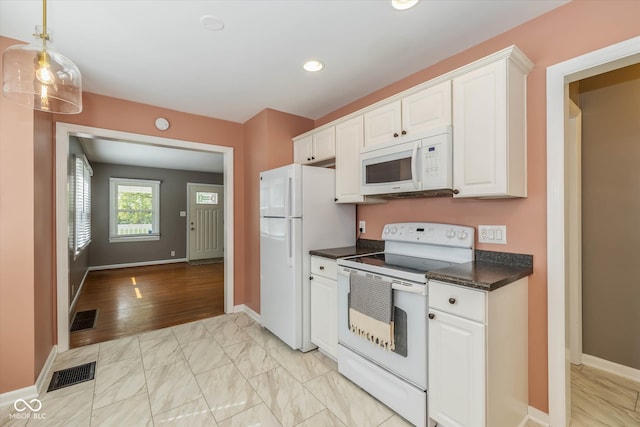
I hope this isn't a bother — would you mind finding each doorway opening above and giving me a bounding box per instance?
[546,36,640,426]
[56,123,235,352]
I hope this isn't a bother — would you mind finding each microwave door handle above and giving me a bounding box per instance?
[411,141,420,189]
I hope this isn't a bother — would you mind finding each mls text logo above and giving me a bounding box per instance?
[10,398,46,420]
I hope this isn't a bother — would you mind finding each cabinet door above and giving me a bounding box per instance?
[335,116,364,203]
[428,309,485,427]
[402,80,451,137]
[452,60,507,197]
[310,274,338,359]
[312,127,335,163]
[363,100,401,149]
[294,136,314,164]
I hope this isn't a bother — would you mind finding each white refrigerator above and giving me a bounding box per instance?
[260,164,355,351]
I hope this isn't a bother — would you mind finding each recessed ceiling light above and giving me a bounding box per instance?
[201,15,224,31]
[391,0,420,10]
[303,60,324,72]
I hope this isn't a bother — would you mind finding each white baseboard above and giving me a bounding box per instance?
[69,269,90,315]
[582,353,640,382]
[527,405,550,426]
[233,304,261,324]
[89,258,188,271]
[35,345,57,396]
[0,345,57,409]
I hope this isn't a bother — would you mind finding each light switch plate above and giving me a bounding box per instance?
[478,225,507,244]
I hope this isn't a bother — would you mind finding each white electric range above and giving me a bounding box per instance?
[337,222,475,427]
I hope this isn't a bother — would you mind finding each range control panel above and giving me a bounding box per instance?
[382,222,475,248]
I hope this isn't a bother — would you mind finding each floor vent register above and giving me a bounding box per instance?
[47,362,96,392]
[70,309,98,332]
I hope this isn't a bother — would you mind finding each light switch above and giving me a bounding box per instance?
[180,211,187,217]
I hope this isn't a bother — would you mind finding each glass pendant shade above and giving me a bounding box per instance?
[2,27,82,114]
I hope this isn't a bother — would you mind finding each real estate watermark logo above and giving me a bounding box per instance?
[9,398,47,420]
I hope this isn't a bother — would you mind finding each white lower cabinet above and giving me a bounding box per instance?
[310,256,338,358]
[428,279,529,427]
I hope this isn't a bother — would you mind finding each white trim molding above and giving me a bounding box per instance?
[56,122,235,353]
[88,258,188,271]
[546,36,640,427]
[581,354,640,383]
[527,406,550,427]
[234,304,261,324]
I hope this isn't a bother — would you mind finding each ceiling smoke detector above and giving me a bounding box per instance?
[201,15,224,31]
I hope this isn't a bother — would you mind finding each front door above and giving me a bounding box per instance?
[188,183,224,260]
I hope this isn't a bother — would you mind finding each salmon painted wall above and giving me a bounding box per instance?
[53,93,247,303]
[314,0,640,412]
[243,109,313,312]
[33,110,56,382]
[0,36,37,393]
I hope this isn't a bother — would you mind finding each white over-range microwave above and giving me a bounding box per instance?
[360,126,453,197]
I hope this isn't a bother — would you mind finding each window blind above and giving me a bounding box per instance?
[74,155,92,256]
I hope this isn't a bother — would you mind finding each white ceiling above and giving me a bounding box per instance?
[79,137,224,173]
[1,0,569,172]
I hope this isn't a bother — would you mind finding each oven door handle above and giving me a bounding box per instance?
[392,282,426,295]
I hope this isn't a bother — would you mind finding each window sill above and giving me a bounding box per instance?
[109,235,160,243]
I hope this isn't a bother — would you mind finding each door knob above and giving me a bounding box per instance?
[428,313,435,319]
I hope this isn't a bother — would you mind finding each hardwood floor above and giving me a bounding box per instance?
[70,262,224,348]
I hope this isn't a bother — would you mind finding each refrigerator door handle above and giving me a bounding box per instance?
[287,177,293,218]
[287,218,294,267]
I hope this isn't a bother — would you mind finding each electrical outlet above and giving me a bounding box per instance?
[478,225,507,244]
[359,220,366,234]
[170,250,176,257]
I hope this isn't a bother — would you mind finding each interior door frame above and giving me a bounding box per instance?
[55,123,235,352]
[546,36,640,427]
[567,100,582,366]
[186,182,224,261]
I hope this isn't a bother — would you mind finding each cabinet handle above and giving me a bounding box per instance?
[319,266,325,270]
[307,157,311,161]
[393,132,399,138]
[401,130,407,135]
[449,298,456,304]
[334,198,338,202]
[309,276,313,280]
[428,313,435,319]
[312,156,315,160]
[453,189,460,195]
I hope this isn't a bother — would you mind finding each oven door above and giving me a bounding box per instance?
[337,267,427,390]
[360,139,422,196]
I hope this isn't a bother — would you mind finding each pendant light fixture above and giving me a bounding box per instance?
[2,0,82,114]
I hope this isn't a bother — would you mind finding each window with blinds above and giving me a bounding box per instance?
[74,155,93,257]
[109,178,161,242]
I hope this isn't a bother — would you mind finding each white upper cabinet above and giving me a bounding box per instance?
[294,127,336,165]
[335,116,385,204]
[364,80,452,150]
[452,49,532,198]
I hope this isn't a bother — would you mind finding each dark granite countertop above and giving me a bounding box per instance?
[309,239,384,260]
[426,250,533,291]
[310,242,533,291]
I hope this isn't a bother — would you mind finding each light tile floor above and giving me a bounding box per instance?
[1,313,412,427]
[3,313,638,426]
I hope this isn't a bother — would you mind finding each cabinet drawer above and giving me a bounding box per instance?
[429,280,486,323]
[311,256,337,280]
